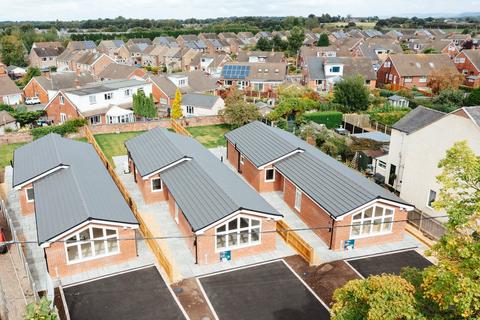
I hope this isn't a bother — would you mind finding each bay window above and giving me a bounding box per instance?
[350,205,394,239]
[215,216,261,251]
[65,226,119,263]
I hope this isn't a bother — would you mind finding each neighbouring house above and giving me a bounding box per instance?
[303,56,376,92]
[237,51,285,63]
[125,128,283,264]
[74,52,115,76]
[6,66,27,79]
[23,72,95,104]
[152,36,179,48]
[43,79,152,125]
[66,41,97,52]
[220,62,287,95]
[181,93,225,116]
[0,75,22,105]
[454,49,480,88]
[376,53,459,90]
[97,63,147,81]
[198,33,231,54]
[225,121,413,251]
[379,106,480,220]
[352,39,403,68]
[29,43,65,70]
[12,134,139,278]
[126,38,152,46]
[203,54,232,78]
[388,95,410,108]
[177,35,208,52]
[0,110,17,134]
[97,40,126,63]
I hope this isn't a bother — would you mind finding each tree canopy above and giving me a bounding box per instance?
[317,33,330,47]
[219,89,259,128]
[171,88,183,119]
[0,35,26,66]
[132,90,157,119]
[333,76,370,113]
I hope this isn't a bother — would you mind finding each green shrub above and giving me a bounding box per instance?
[304,111,343,129]
[368,105,410,126]
[379,89,394,97]
[31,118,87,140]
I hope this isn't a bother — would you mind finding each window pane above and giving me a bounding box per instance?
[385,209,394,216]
[251,219,260,226]
[352,213,362,221]
[217,225,226,233]
[265,169,274,181]
[374,207,384,217]
[384,217,393,232]
[251,228,260,242]
[79,229,90,241]
[26,188,35,201]
[107,239,119,253]
[228,219,238,231]
[67,246,79,261]
[81,243,93,258]
[106,229,116,236]
[228,233,238,246]
[216,235,226,249]
[351,222,361,236]
[240,230,249,244]
[66,235,77,243]
[372,219,383,233]
[92,228,104,239]
[240,217,249,228]
[364,207,373,219]
[361,222,372,235]
[94,240,106,255]
[152,178,162,190]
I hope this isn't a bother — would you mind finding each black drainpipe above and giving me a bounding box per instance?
[194,235,198,264]
[329,218,335,250]
[235,143,241,173]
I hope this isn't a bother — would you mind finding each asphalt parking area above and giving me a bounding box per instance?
[198,260,330,320]
[64,266,187,320]
[346,250,433,277]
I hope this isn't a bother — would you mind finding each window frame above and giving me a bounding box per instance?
[60,113,67,124]
[419,76,428,83]
[426,190,436,208]
[151,177,163,192]
[294,187,302,211]
[214,215,262,253]
[25,187,35,203]
[349,204,395,240]
[89,95,96,105]
[378,160,387,169]
[264,168,276,182]
[104,92,113,100]
[186,105,194,115]
[64,225,120,265]
[59,95,65,105]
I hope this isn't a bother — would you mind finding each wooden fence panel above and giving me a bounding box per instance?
[170,119,192,137]
[407,210,446,241]
[276,220,316,265]
[83,126,176,282]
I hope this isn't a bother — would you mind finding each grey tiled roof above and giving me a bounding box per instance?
[13,134,137,244]
[181,93,220,109]
[125,128,280,231]
[392,106,445,134]
[226,121,409,218]
[463,106,480,127]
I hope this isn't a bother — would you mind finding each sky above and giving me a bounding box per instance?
[0,0,479,21]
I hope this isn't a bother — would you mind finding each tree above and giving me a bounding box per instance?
[331,275,422,320]
[11,110,44,127]
[333,76,370,112]
[465,87,480,106]
[287,26,305,55]
[431,89,464,112]
[255,37,272,51]
[427,67,464,95]
[171,88,183,119]
[132,90,157,119]
[17,67,41,88]
[317,33,330,47]
[25,297,57,320]
[0,35,26,66]
[220,89,259,128]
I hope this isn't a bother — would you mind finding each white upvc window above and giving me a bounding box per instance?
[350,205,395,239]
[89,95,96,105]
[25,187,34,203]
[240,154,244,165]
[427,190,436,208]
[151,177,163,192]
[383,61,391,68]
[265,168,275,182]
[60,95,65,105]
[294,187,302,211]
[65,225,120,264]
[124,89,132,97]
[186,105,194,115]
[89,115,101,125]
[104,92,113,100]
[404,77,413,83]
[60,113,67,124]
[378,160,387,169]
[215,216,261,252]
[419,76,427,83]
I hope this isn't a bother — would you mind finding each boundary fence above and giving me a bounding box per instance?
[276,220,317,265]
[407,210,446,241]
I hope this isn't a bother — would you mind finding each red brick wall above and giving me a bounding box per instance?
[44,226,137,278]
[19,184,35,215]
[151,83,172,106]
[130,160,169,203]
[454,51,480,87]
[23,78,49,103]
[45,93,81,124]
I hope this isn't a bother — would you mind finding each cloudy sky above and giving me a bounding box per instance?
[1,0,479,21]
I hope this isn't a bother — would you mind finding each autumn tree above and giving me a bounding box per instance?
[171,88,183,119]
[219,89,259,128]
[0,35,26,66]
[427,67,464,95]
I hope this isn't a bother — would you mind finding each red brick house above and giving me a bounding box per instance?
[12,133,139,278]
[454,49,480,88]
[377,53,459,90]
[225,121,414,251]
[125,128,282,265]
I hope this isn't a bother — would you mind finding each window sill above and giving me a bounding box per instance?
[66,250,120,265]
[349,230,393,240]
[215,241,261,253]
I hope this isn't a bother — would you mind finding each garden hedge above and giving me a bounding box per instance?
[31,119,87,140]
[304,111,343,129]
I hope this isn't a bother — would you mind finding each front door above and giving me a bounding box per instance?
[388,164,397,186]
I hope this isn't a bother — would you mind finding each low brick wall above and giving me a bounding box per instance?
[0,133,32,145]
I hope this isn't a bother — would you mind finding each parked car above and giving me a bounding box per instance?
[0,228,7,254]
[25,97,41,105]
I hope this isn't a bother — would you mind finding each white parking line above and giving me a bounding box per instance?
[196,277,220,320]
[343,260,365,279]
[344,247,419,262]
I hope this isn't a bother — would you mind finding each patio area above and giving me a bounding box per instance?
[113,155,295,279]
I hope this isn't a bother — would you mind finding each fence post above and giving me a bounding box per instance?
[419,213,424,232]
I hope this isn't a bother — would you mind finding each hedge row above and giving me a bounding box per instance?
[304,111,343,129]
[31,119,87,140]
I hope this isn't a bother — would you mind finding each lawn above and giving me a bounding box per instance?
[0,142,26,169]
[94,131,146,165]
[186,124,231,148]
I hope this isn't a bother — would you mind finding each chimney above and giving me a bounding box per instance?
[75,79,81,89]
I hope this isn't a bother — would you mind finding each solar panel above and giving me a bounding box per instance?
[222,65,251,79]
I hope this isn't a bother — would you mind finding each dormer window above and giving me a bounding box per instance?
[329,66,341,73]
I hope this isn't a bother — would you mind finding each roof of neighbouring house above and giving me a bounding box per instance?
[98,63,145,80]
[462,106,480,127]
[12,134,138,244]
[221,62,287,82]
[388,94,408,101]
[352,131,391,143]
[225,121,410,218]
[67,40,97,50]
[65,79,147,96]
[125,128,281,231]
[305,56,376,80]
[0,75,22,96]
[388,53,458,77]
[148,70,217,98]
[392,106,445,134]
[0,110,15,125]
[463,49,480,72]
[181,93,221,109]
[237,51,285,63]
[32,46,65,58]
[34,72,95,90]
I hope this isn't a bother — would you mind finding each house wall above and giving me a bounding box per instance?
[44,225,137,278]
[129,159,169,203]
[399,112,480,219]
[385,129,408,192]
[19,184,35,215]
[1,94,22,105]
[91,55,115,76]
[454,51,480,88]
[181,99,225,117]
[23,79,49,103]
[45,93,80,124]
[151,83,172,106]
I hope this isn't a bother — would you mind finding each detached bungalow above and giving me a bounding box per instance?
[181,93,224,117]
[225,121,413,251]
[12,134,138,278]
[125,128,282,264]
